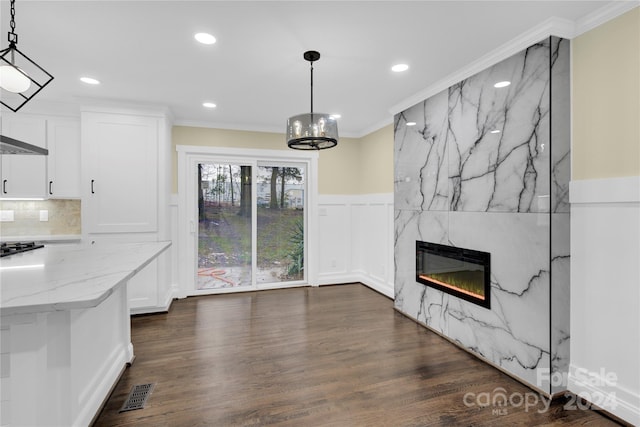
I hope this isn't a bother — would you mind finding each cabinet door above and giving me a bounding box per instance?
[128,258,159,310]
[47,119,81,198]
[0,115,47,199]
[82,112,158,233]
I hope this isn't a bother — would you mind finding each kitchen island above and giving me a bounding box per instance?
[0,241,171,427]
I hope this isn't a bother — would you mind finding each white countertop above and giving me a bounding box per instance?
[0,241,171,316]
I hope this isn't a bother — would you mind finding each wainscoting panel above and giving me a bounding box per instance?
[569,176,640,425]
[318,194,394,298]
[318,203,351,276]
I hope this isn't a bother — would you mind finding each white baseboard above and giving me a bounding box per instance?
[318,271,394,299]
[355,271,394,299]
[74,344,131,427]
[317,272,362,286]
[130,285,178,315]
[360,279,394,299]
[568,363,640,426]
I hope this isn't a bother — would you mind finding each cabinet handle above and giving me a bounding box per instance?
[91,179,95,194]
[2,179,6,194]
[49,181,54,195]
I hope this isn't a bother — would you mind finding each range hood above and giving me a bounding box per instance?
[0,134,48,155]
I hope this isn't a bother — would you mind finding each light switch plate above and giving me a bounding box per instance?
[39,210,49,222]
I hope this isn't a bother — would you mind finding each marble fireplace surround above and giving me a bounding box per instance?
[393,37,570,396]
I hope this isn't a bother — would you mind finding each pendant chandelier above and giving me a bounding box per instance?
[286,51,338,150]
[0,0,54,112]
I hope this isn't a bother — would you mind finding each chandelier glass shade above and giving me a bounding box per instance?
[287,113,338,150]
[286,51,338,150]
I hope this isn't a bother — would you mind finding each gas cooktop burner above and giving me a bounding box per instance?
[0,242,45,258]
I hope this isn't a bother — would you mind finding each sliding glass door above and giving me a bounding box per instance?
[195,159,306,292]
[197,162,253,290]
[256,164,305,284]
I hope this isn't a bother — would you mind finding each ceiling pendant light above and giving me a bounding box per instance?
[0,0,54,112]
[287,51,338,150]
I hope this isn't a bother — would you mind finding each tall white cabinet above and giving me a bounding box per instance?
[81,105,172,314]
[82,112,159,233]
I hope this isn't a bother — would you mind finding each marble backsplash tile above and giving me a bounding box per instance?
[0,199,81,239]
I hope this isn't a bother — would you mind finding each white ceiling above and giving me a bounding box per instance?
[0,1,634,137]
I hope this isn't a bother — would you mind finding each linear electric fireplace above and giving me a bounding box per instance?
[416,241,491,309]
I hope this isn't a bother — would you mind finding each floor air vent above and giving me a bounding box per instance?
[119,383,155,412]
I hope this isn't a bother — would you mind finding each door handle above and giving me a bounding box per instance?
[91,179,95,194]
[49,181,54,195]
[2,179,6,194]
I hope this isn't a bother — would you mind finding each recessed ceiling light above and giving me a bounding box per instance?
[202,102,216,108]
[490,129,501,134]
[80,77,100,85]
[194,32,216,45]
[392,64,409,73]
[406,121,416,126]
[494,81,511,88]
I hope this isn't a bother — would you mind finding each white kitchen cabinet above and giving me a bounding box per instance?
[0,115,48,199]
[81,106,172,314]
[82,111,159,233]
[46,118,81,198]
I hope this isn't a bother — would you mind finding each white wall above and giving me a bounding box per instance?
[569,176,640,425]
[317,194,394,298]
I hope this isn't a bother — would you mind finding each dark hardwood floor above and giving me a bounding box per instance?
[93,283,621,426]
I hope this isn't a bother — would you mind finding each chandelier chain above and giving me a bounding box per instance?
[8,0,18,44]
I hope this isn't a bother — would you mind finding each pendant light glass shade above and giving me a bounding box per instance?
[0,64,30,93]
[287,50,338,150]
[287,113,338,150]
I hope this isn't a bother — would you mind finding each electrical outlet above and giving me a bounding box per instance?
[39,210,49,222]
[0,210,14,222]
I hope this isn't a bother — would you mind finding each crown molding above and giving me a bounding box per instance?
[574,1,639,37]
[356,116,394,139]
[173,119,280,134]
[173,118,362,140]
[78,97,173,120]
